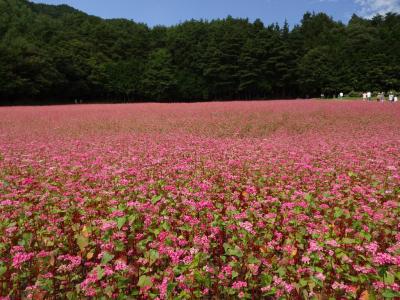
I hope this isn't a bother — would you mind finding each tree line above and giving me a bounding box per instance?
[0,0,399,104]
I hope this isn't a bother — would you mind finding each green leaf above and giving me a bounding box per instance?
[261,274,272,285]
[115,240,125,252]
[151,195,162,205]
[368,290,377,300]
[384,272,395,285]
[223,243,243,257]
[299,278,308,287]
[76,235,89,252]
[342,238,356,244]
[138,275,153,288]
[190,253,201,268]
[382,289,398,298]
[101,252,114,265]
[348,171,357,178]
[151,227,161,237]
[22,232,33,246]
[232,271,239,279]
[395,272,400,281]
[149,249,159,265]
[226,246,243,258]
[304,193,313,202]
[117,216,127,230]
[178,290,191,299]
[162,222,170,231]
[0,265,7,277]
[223,243,231,252]
[194,270,205,283]
[173,264,188,275]
[178,224,192,232]
[128,213,137,224]
[314,267,324,273]
[96,266,104,280]
[247,256,260,264]
[276,266,286,277]
[167,282,177,294]
[131,289,140,296]
[66,291,77,300]
[334,208,344,218]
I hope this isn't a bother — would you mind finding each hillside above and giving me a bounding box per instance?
[0,0,399,104]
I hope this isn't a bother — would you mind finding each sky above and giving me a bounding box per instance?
[30,0,400,27]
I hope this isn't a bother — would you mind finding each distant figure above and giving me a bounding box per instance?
[362,93,367,101]
[321,93,325,99]
[367,91,372,101]
[74,99,78,104]
[394,96,398,102]
[389,94,394,102]
[339,92,344,99]
[377,92,385,102]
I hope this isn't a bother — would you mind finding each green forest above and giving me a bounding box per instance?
[1,0,400,104]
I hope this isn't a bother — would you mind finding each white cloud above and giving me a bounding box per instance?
[354,0,400,17]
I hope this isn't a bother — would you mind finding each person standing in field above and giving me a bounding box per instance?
[389,93,394,102]
[381,92,385,102]
[362,93,367,101]
[367,91,372,101]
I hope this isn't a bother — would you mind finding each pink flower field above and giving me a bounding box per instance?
[0,100,399,299]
